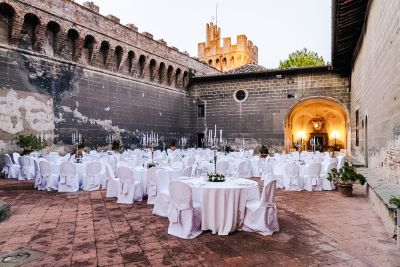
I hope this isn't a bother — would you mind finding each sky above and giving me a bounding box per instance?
[75,0,331,68]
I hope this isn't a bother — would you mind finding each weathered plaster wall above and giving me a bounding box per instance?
[190,70,350,151]
[351,0,400,184]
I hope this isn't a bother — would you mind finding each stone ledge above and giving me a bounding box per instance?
[358,167,400,211]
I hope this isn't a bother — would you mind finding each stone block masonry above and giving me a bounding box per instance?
[0,0,217,152]
[190,67,350,151]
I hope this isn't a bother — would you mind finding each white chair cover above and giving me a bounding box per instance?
[18,156,35,180]
[105,163,119,198]
[216,161,229,176]
[39,160,59,191]
[321,161,337,190]
[147,167,159,204]
[58,162,79,192]
[261,158,273,182]
[116,166,142,204]
[283,163,301,191]
[182,166,192,177]
[301,163,322,191]
[242,180,279,236]
[82,161,102,191]
[2,154,20,179]
[12,152,20,165]
[172,161,184,170]
[272,161,284,188]
[168,181,202,239]
[153,169,170,217]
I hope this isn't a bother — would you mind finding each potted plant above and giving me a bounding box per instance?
[327,162,366,197]
[170,140,177,151]
[259,145,269,158]
[17,135,46,155]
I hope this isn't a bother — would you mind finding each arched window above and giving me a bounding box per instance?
[99,41,110,67]
[182,71,189,88]
[19,13,40,50]
[158,62,165,84]
[149,59,156,82]
[83,35,95,64]
[167,65,173,86]
[216,58,220,65]
[208,59,212,66]
[222,57,227,68]
[175,68,181,88]
[127,51,135,74]
[138,55,146,77]
[230,56,235,66]
[0,3,15,44]
[113,45,123,71]
[65,29,79,61]
[44,21,60,57]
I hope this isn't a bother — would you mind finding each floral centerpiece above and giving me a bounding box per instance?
[208,173,225,182]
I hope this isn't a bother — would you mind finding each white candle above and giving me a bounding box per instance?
[220,129,222,142]
[214,125,217,137]
[41,132,44,141]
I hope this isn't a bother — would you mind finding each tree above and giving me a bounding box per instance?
[279,48,326,69]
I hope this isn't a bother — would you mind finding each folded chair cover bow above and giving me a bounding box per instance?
[168,202,191,224]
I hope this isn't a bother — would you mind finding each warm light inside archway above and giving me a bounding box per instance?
[285,99,349,152]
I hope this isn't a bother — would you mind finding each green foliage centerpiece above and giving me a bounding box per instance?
[208,173,225,182]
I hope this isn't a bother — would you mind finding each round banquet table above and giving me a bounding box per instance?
[182,177,260,235]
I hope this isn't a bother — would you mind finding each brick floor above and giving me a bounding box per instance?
[0,178,399,267]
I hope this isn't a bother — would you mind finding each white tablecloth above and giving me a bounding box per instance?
[183,178,260,235]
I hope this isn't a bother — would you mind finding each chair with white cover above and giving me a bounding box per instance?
[272,161,284,188]
[33,160,41,189]
[82,161,102,191]
[216,161,229,176]
[2,154,20,179]
[261,159,273,182]
[39,160,59,191]
[301,163,322,191]
[283,163,301,191]
[182,166,192,177]
[172,161,184,170]
[236,161,247,178]
[337,156,345,169]
[147,167,159,204]
[58,162,79,192]
[116,166,143,204]
[18,156,35,180]
[242,180,279,236]
[12,152,20,165]
[168,181,202,239]
[320,161,337,190]
[105,164,120,198]
[153,169,170,217]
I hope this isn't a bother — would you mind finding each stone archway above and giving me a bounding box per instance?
[284,98,350,152]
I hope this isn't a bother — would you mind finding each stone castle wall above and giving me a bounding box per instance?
[351,0,400,184]
[0,0,217,153]
[190,68,350,151]
[198,23,258,72]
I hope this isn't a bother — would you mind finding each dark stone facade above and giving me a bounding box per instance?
[189,67,350,151]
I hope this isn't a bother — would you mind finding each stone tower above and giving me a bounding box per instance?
[198,22,258,72]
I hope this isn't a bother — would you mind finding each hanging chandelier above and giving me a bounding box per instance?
[311,103,324,131]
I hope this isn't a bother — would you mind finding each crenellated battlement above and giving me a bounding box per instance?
[0,0,218,89]
[198,22,258,72]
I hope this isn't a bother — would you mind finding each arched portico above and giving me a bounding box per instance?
[284,97,350,152]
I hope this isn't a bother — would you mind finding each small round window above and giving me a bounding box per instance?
[234,89,248,102]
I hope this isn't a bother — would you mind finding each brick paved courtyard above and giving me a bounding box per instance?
[0,179,399,267]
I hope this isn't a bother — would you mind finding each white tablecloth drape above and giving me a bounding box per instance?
[184,178,260,235]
